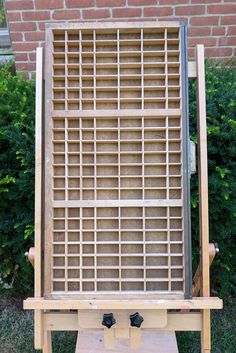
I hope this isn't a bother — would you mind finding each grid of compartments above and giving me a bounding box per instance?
[52,206,184,293]
[52,115,182,202]
[52,27,180,110]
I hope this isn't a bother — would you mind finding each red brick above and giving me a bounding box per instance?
[9,22,37,32]
[53,9,81,20]
[212,27,225,36]
[6,12,21,21]
[219,36,236,46]
[188,47,195,58]
[35,0,63,9]
[191,0,220,2]
[190,16,219,26]
[208,4,236,15]
[13,42,37,52]
[24,31,45,41]
[188,37,217,47]
[228,26,236,36]
[128,0,157,5]
[205,47,233,57]
[16,62,36,71]
[97,0,125,6]
[159,0,188,4]
[66,0,94,8]
[6,0,34,10]
[10,32,23,41]
[83,8,110,19]
[29,52,36,61]
[38,21,47,30]
[16,53,28,62]
[189,27,211,37]
[175,5,205,15]
[22,11,50,21]
[144,6,173,17]
[221,16,236,25]
[113,7,142,18]
[159,17,188,22]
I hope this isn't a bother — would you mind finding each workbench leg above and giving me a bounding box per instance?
[43,330,52,353]
[201,309,211,353]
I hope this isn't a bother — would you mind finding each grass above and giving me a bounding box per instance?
[0,298,76,353]
[0,298,235,353]
[176,299,236,353]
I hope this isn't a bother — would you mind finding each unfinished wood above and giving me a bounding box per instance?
[27,247,35,268]
[43,331,52,353]
[76,330,179,353]
[77,309,167,329]
[196,44,211,353]
[35,309,44,350]
[130,328,141,349]
[196,45,210,298]
[201,309,211,353]
[192,244,217,297]
[34,47,43,350]
[24,297,223,310]
[104,328,115,349]
[44,312,202,331]
[115,328,130,339]
[45,312,78,331]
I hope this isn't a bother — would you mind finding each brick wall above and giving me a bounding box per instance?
[5,0,236,75]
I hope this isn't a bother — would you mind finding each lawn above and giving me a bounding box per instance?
[0,298,235,353]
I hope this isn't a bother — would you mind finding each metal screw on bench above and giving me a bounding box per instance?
[102,313,116,328]
[130,312,144,328]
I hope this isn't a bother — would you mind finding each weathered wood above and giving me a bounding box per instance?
[52,109,181,118]
[44,23,186,297]
[47,21,181,30]
[44,28,54,296]
[188,61,197,78]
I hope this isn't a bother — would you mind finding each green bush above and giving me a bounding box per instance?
[0,63,35,295]
[189,62,236,297]
[0,61,235,298]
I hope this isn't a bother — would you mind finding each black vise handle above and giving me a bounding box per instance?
[102,313,116,329]
[130,312,144,328]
